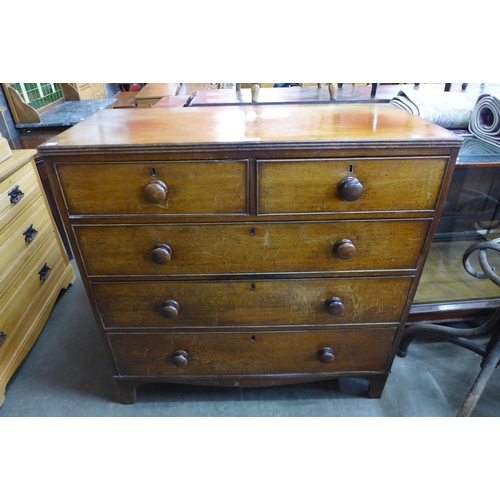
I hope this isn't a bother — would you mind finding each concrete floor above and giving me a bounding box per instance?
[1,266,499,417]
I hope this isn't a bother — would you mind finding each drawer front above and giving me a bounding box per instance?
[93,277,413,329]
[0,232,63,338]
[0,235,68,373]
[76,219,430,276]
[0,160,41,231]
[56,160,248,215]
[0,198,53,297]
[109,328,396,376]
[257,157,447,214]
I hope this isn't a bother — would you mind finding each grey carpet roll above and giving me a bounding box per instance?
[469,94,500,147]
[390,89,478,129]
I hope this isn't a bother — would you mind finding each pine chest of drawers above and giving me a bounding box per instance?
[39,104,462,404]
[0,150,75,406]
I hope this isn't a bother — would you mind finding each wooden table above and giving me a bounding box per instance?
[135,83,181,108]
[153,96,189,108]
[112,91,138,109]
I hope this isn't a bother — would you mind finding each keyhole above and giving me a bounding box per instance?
[348,164,354,173]
[250,284,256,291]
[251,335,256,342]
[250,228,255,236]
[151,167,157,177]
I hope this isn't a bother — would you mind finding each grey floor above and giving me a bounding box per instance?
[1,267,500,417]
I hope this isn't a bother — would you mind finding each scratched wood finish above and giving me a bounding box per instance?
[258,157,447,214]
[92,277,412,329]
[39,104,460,149]
[75,219,430,277]
[38,104,461,402]
[56,160,248,215]
[109,328,396,377]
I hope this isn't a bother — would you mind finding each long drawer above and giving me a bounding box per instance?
[0,197,53,297]
[75,219,430,277]
[0,232,63,361]
[109,328,396,376]
[92,277,413,329]
[55,160,249,215]
[0,159,41,231]
[257,157,447,214]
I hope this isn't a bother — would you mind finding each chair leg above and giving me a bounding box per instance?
[457,334,500,417]
[251,83,260,102]
[328,83,337,100]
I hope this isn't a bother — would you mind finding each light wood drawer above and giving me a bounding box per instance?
[93,277,413,329]
[0,161,41,231]
[76,219,430,277]
[0,232,63,353]
[0,198,53,297]
[56,160,249,216]
[0,244,69,380]
[257,157,447,214]
[109,328,396,376]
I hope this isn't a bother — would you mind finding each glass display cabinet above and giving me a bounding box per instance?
[411,137,500,322]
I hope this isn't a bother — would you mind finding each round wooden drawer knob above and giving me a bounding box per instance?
[339,176,364,201]
[144,180,168,204]
[161,300,180,318]
[152,243,172,264]
[318,347,335,364]
[172,349,189,367]
[333,239,356,260]
[325,297,345,316]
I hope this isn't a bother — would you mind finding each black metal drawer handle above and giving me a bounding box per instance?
[8,185,24,204]
[0,332,6,346]
[38,263,51,281]
[23,224,38,243]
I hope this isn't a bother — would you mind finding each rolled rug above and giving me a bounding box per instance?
[469,94,500,147]
[390,89,478,129]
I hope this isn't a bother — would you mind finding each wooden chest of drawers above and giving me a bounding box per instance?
[0,150,75,406]
[39,104,462,404]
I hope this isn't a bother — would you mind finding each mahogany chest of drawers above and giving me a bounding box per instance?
[39,104,462,404]
[0,150,75,406]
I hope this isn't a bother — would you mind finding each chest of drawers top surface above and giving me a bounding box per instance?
[37,104,461,153]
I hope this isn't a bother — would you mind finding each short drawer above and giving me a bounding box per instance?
[0,160,41,231]
[0,197,53,297]
[76,219,430,277]
[56,160,248,216]
[92,277,413,329]
[109,328,396,376]
[257,157,447,214]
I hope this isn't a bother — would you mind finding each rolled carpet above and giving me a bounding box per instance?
[469,94,500,147]
[390,89,479,129]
